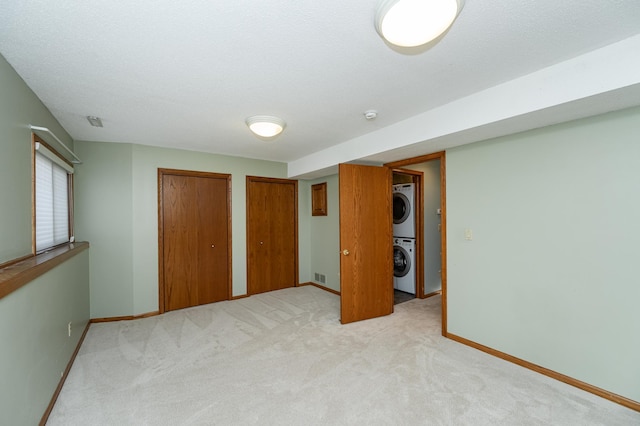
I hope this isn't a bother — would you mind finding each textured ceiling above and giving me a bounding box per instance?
[1,0,640,165]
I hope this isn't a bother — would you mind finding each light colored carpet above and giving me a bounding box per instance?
[47,286,639,425]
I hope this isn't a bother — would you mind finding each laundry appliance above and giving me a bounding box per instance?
[393,237,416,294]
[393,183,415,238]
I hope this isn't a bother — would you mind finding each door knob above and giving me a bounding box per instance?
[342,249,350,256]
[260,241,264,245]
[211,244,215,248]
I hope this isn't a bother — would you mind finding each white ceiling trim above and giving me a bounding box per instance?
[288,34,640,179]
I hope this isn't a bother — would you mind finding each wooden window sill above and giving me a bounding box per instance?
[0,241,89,299]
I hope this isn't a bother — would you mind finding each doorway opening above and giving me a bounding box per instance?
[386,152,446,335]
[392,170,421,305]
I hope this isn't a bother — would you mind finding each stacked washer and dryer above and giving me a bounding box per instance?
[393,183,416,295]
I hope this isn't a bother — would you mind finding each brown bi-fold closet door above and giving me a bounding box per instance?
[246,176,298,295]
[159,169,231,312]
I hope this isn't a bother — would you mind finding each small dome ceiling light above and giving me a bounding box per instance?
[246,115,286,139]
[375,0,465,48]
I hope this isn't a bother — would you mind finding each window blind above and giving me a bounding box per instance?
[35,150,71,251]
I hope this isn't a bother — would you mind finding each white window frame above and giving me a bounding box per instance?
[33,136,74,253]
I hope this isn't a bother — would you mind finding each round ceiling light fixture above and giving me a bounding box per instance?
[246,115,286,139]
[375,0,465,48]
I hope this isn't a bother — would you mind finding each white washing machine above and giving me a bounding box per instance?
[393,238,416,294]
[393,183,415,238]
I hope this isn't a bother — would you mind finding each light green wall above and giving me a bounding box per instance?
[298,182,312,284]
[0,53,90,425]
[307,175,340,292]
[0,251,90,426]
[74,142,134,318]
[0,54,73,263]
[74,141,294,317]
[404,160,442,295]
[131,144,289,313]
[446,106,640,402]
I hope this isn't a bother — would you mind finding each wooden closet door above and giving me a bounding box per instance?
[246,177,298,295]
[159,169,231,312]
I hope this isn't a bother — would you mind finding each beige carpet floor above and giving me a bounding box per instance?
[47,286,639,425]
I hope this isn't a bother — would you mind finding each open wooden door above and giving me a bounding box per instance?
[339,163,393,324]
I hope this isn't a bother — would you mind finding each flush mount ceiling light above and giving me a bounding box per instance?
[375,0,465,48]
[246,115,286,139]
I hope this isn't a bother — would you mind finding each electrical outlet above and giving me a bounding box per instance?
[67,321,72,337]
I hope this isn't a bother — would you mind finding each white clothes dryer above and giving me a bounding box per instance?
[393,237,416,294]
[393,183,416,238]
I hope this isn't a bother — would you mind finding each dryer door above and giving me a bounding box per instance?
[393,245,411,277]
[393,192,410,224]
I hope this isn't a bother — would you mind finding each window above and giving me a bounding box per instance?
[33,136,74,252]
